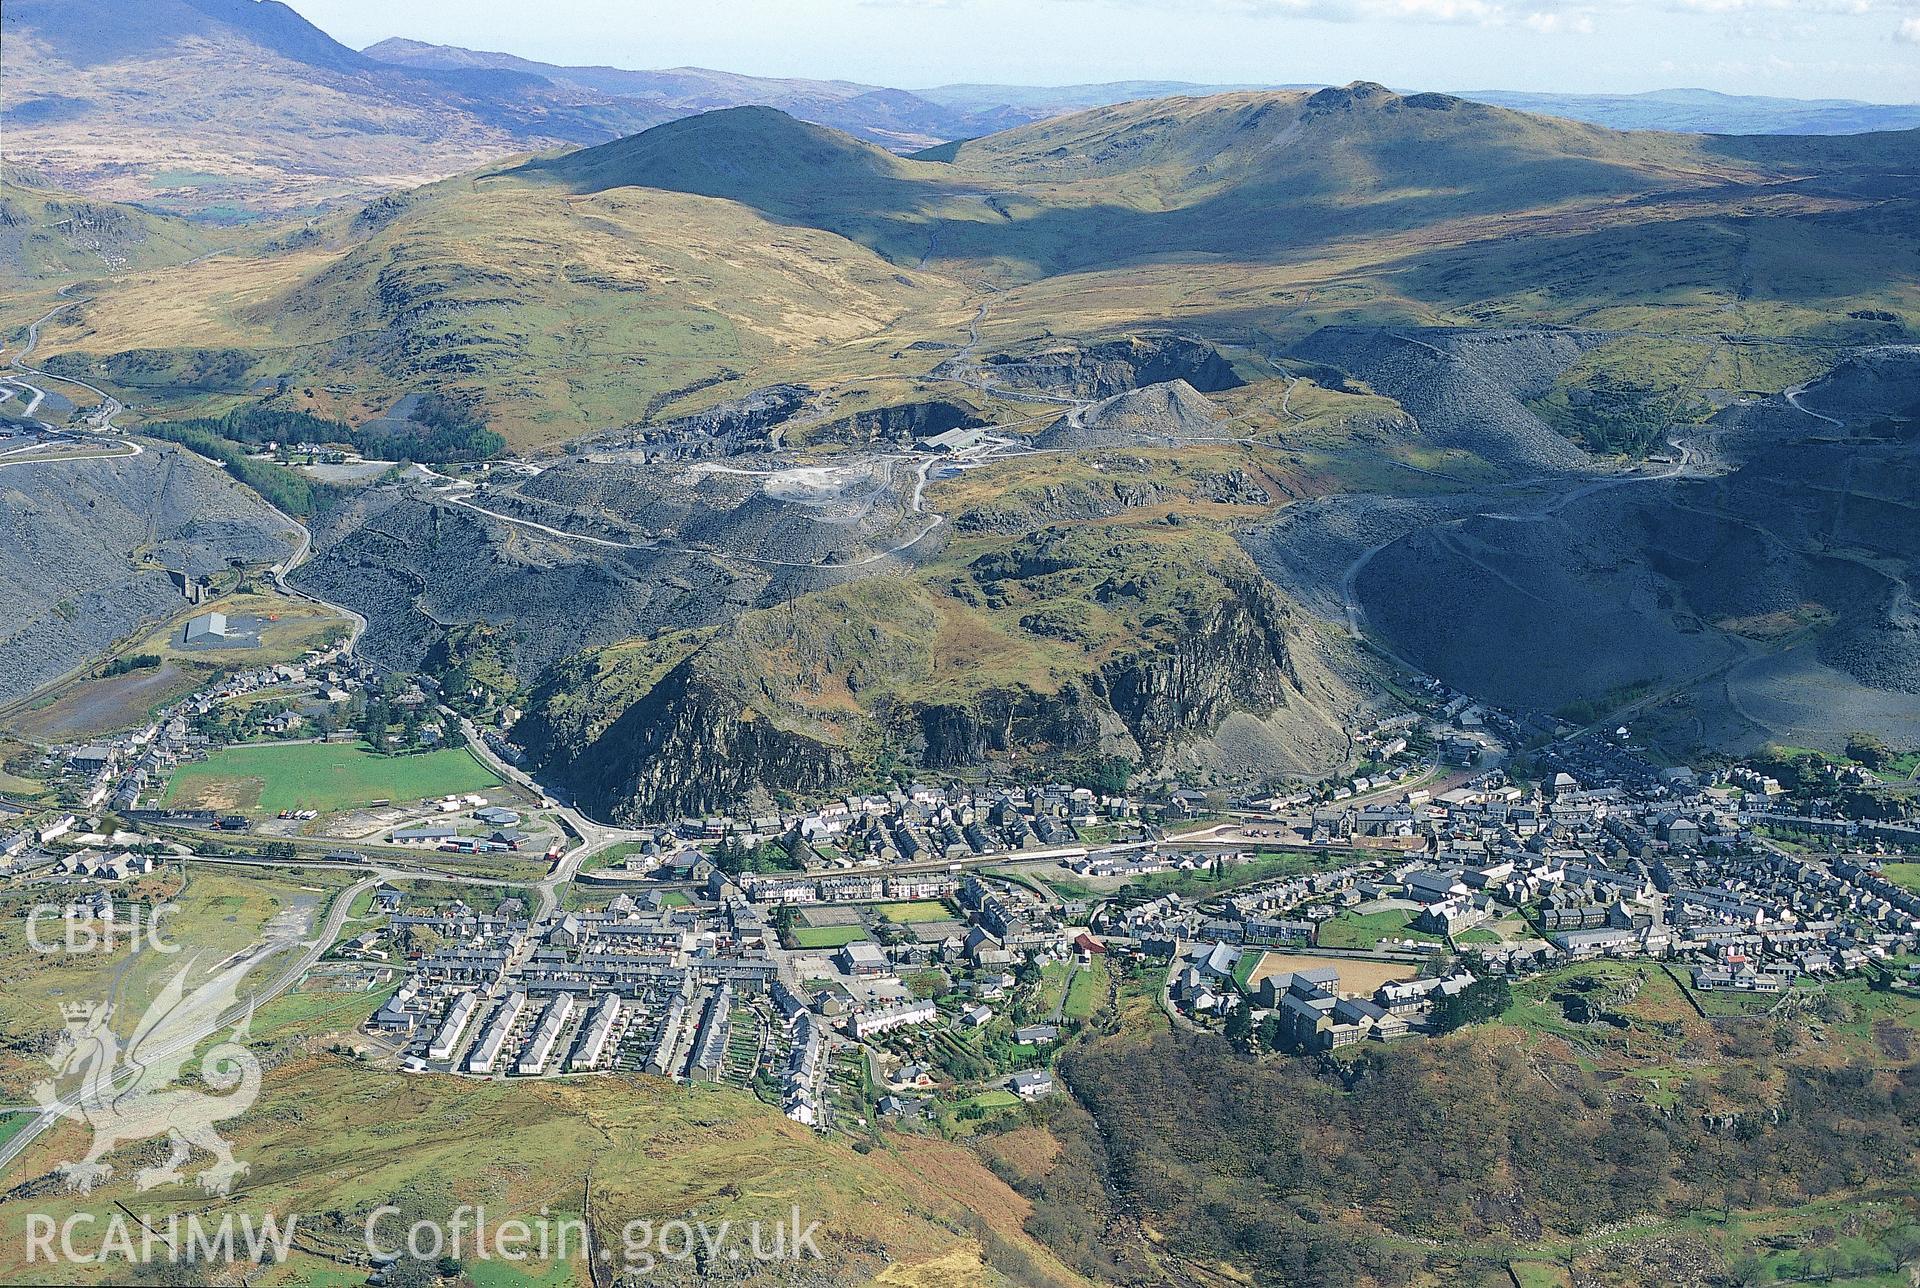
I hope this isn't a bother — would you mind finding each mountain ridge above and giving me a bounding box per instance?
[6,0,1917,217]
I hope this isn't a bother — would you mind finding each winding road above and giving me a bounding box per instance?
[0,299,143,468]
[1784,380,1844,429]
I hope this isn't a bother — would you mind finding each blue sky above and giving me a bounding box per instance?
[299,0,1920,102]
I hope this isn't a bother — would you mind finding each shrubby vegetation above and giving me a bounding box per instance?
[1845,730,1895,769]
[710,834,802,874]
[1015,1029,1920,1287]
[356,393,504,461]
[1534,373,1711,458]
[1431,972,1512,1032]
[1062,754,1136,796]
[143,420,322,516]
[151,394,503,468]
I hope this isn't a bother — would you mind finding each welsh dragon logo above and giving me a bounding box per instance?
[32,944,287,1196]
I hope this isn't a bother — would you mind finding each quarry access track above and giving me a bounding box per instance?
[1337,434,1708,647]
[410,450,968,571]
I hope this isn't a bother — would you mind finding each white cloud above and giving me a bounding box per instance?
[1524,10,1598,30]
[1897,14,1920,38]
[1667,0,1898,13]
[1244,0,1600,28]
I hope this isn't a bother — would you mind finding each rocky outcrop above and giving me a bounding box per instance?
[1098,573,1302,745]
[808,398,982,446]
[578,384,814,460]
[527,656,854,824]
[942,335,1243,401]
[910,682,1117,768]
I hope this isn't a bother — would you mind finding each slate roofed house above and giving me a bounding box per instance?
[1254,966,1340,1010]
[964,926,1012,965]
[1008,1070,1055,1098]
[1199,941,1242,979]
[1405,867,1470,904]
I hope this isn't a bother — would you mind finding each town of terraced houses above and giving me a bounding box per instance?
[9,619,1918,1135]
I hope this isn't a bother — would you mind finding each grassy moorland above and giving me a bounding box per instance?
[15,86,1916,452]
[0,174,229,285]
[20,170,970,448]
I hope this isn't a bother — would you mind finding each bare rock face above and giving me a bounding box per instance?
[1096,572,1302,744]
[941,335,1244,401]
[529,656,856,825]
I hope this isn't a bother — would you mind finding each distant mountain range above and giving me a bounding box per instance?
[361,38,1036,149]
[924,82,1920,136]
[1,0,1916,217]
[0,0,1023,214]
[1458,88,1920,136]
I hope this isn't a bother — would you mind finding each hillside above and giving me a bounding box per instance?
[512,511,1366,822]
[524,86,1919,284]
[1008,960,1920,1286]
[0,0,561,214]
[924,83,1752,191]
[0,173,227,285]
[20,165,967,445]
[510,104,938,207]
[0,444,298,708]
[504,105,1017,271]
[14,86,1920,785]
